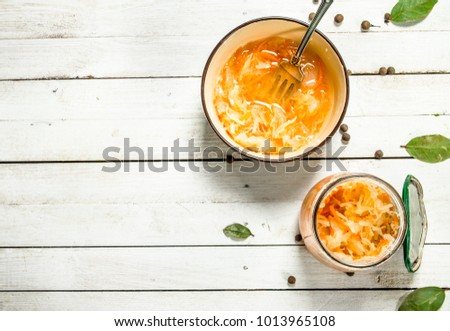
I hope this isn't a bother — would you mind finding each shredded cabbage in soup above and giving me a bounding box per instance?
[317,181,400,263]
[214,37,333,154]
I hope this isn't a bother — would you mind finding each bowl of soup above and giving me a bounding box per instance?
[201,17,349,162]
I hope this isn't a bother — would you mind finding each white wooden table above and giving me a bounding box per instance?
[0,0,449,311]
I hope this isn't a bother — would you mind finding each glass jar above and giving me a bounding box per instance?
[299,173,410,272]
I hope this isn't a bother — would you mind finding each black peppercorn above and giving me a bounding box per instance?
[387,66,396,75]
[295,234,303,242]
[308,12,315,21]
[375,150,384,159]
[334,14,344,24]
[361,20,371,31]
[340,124,349,133]
[384,13,392,23]
[342,132,351,143]
[379,67,388,76]
[288,276,296,284]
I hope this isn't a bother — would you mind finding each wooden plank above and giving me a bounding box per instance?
[0,160,448,205]
[2,290,449,311]
[0,75,449,161]
[0,0,448,40]
[0,78,201,121]
[0,245,449,290]
[0,115,447,161]
[0,200,447,247]
[0,160,448,246]
[0,32,449,80]
[1,75,448,120]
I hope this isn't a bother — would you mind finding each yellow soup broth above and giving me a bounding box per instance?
[214,37,334,154]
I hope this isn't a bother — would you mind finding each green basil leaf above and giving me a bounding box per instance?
[403,134,450,163]
[223,223,254,239]
[391,0,438,23]
[399,287,446,311]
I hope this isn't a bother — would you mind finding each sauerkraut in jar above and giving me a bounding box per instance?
[214,37,334,154]
[316,180,401,264]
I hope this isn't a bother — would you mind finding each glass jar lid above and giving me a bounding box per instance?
[402,175,428,273]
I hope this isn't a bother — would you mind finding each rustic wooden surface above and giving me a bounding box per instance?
[0,0,449,311]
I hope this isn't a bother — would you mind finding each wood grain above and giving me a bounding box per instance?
[0,160,448,205]
[0,160,448,247]
[0,245,449,291]
[0,0,448,40]
[0,200,447,247]
[0,76,449,161]
[1,32,450,80]
[3,290,450,311]
[2,75,448,121]
[0,116,448,161]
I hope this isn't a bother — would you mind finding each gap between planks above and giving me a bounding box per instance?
[0,288,432,293]
[0,243,447,249]
[1,72,450,82]
[0,157,415,164]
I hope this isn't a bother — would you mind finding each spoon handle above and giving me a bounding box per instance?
[291,0,333,66]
